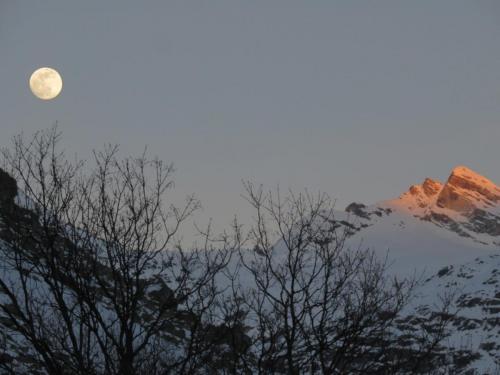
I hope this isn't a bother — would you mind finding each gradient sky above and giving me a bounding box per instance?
[1,1,499,238]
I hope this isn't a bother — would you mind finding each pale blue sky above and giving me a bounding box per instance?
[1,1,499,237]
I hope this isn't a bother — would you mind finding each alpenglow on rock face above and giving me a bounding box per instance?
[436,166,500,214]
[380,166,500,242]
[421,177,443,198]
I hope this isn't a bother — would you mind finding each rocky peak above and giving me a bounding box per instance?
[381,166,500,241]
[405,178,443,197]
[422,178,443,197]
[401,178,444,209]
[436,166,500,214]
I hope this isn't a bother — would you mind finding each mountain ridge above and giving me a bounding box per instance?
[387,165,499,214]
[344,166,500,250]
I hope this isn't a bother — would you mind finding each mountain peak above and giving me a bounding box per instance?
[436,166,500,213]
[449,165,494,185]
[450,165,477,176]
[421,178,443,197]
[395,177,443,210]
[377,166,500,239]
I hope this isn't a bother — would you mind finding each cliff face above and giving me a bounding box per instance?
[436,166,500,214]
[421,177,443,198]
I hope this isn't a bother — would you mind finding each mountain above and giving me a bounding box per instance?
[340,166,499,274]
[239,165,500,372]
[339,166,500,373]
[387,166,500,240]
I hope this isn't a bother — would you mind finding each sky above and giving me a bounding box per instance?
[1,1,499,239]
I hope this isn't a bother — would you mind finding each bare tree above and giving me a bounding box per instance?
[223,182,455,374]
[0,127,232,375]
[0,128,457,375]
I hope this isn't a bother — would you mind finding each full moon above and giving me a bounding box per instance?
[29,67,63,100]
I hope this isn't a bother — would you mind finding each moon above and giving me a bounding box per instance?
[29,67,63,100]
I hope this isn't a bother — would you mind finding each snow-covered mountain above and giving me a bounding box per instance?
[338,166,500,373]
[339,165,499,275]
